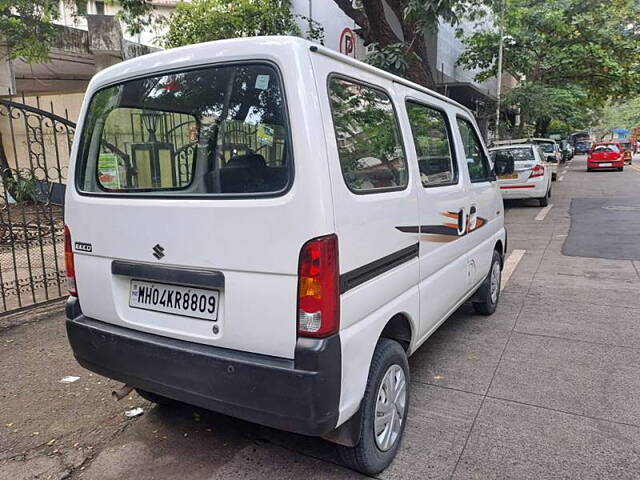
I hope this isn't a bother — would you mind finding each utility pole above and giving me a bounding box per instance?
[495,0,505,138]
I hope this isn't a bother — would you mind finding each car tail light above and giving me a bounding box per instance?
[297,235,339,337]
[529,164,545,178]
[64,225,77,296]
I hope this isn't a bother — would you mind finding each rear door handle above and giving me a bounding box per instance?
[469,205,478,231]
[457,208,465,234]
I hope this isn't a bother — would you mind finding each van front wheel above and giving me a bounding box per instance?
[472,250,502,315]
[337,339,409,475]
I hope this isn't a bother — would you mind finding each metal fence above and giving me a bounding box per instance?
[0,97,74,313]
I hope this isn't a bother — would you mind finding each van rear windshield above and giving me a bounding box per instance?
[76,64,292,196]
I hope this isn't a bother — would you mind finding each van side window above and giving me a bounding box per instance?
[457,118,491,182]
[328,77,408,192]
[406,101,457,187]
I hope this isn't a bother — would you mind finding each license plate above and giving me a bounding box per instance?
[599,162,612,167]
[129,280,219,321]
[498,173,518,179]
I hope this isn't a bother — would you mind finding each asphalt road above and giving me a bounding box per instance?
[2,154,640,480]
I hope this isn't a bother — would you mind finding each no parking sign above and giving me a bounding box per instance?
[339,28,356,57]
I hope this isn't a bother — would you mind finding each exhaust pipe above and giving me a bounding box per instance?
[112,384,134,401]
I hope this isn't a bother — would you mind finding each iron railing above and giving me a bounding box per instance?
[0,97,74,313]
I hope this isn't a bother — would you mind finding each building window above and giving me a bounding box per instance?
[95,1,105,15]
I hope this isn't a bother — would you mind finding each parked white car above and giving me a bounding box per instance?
[489,144,553,206]
[492,137,560,179]
[63,36,506,475]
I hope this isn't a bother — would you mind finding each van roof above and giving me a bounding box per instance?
[87,36,471,115]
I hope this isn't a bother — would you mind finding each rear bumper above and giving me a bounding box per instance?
[587,160,624,169]
[499,178,547,199]
[65,298,341,436]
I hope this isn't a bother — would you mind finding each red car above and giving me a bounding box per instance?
[587,142,625,172]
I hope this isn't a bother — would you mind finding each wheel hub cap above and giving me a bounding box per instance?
[490,261,501,303]
[374,364,407,451]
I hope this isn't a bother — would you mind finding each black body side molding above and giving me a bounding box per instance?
[339,243,419,294]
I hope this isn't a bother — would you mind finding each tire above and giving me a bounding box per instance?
[552,173,557,181]
[538,188,550,207]
[472,249,502,316]
[338,339,409,475]
[587,168,592,172]
[618,167,624,171]
[136,388,179,406]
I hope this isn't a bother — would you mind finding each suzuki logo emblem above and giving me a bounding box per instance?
[152,244,165,260]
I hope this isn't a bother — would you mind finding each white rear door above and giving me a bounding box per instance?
[66,56,333,359]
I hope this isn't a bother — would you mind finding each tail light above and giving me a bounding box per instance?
[529,164,545,178]
[297,235,339,337]
[63,225,77,296]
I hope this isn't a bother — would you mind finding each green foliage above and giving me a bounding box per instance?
[163,0,321,48]
[334,0,494,85]
[116,0,154,36]
[593,99,640,136]
[404,0,494,30]
[366,43,417,76]
[2,0,319,63]
[4,168,36,203]
[458,0,640,136]
[1,0,153,62]
[505,83,595,134]
[0,0,67,62]
[459,0,640,101]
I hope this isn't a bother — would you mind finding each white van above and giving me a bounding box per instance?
[64,37,506,474]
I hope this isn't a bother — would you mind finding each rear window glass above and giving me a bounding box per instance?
[593,144,619,153]
[537,143,554,153]
[490,147,534,163]
[76,64,291,196]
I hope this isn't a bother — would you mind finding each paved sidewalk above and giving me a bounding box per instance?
[1,155,640,479]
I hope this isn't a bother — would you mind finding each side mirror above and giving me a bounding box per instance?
[493,153,515,176]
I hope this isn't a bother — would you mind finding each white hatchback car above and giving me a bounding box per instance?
[489,144,553,206]
[64,36,506,475]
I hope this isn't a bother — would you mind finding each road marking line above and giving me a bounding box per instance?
[558,175,565,182]
[630,164,640,172]
[501,249,526,291]
[535,204,553,221]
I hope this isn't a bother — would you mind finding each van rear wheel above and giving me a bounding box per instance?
[337,338,409,475]
[472,250,502,316]
[136,388,178,406]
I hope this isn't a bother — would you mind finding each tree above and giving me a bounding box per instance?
[332,0,492,86]
[458,0,640,135]
[503,83,596,137]
[0,0,156,63]
[592,99,640,139]
[163,0,322,49]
